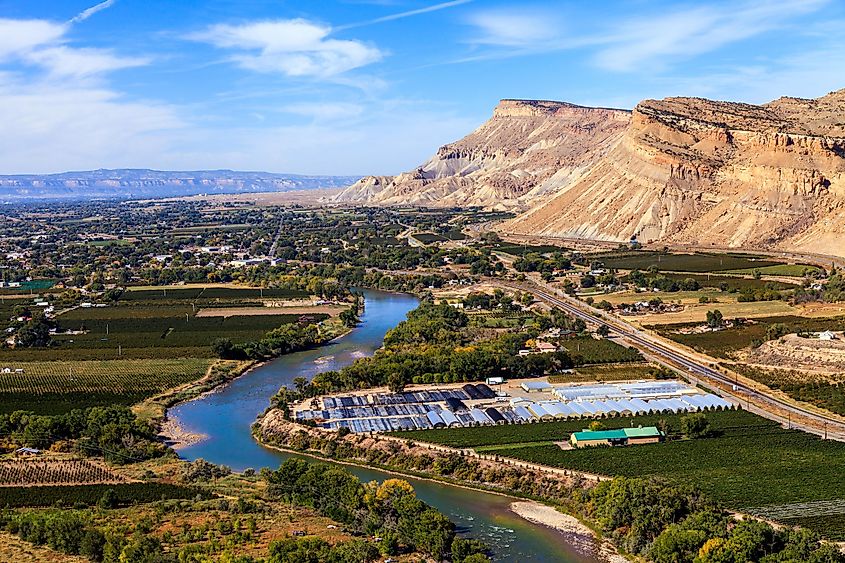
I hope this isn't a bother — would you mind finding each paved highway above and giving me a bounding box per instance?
[500,280,845,441]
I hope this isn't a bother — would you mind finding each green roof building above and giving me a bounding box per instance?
[570,426,662,448]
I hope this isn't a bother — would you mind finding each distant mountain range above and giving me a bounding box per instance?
[0,169,361,201]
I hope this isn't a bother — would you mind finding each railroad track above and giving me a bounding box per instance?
[499,280,845,441]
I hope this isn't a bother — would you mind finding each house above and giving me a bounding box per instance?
[819,330,838,341]
[15,447,41,456]
[536,342,558,353]
[570,426,662,448]
[485,377,505,386]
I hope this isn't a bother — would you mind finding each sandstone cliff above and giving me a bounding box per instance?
[507,90,845,257]
[335,91,845,257]
[333,99,631,209]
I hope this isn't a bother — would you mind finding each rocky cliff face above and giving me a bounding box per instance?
[333,99,631,209]
[335,90,845,257]
[507,90,845,257]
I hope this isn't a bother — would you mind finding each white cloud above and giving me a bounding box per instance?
[593,0,829,71]
[0,17,148,80]
[25,46,148,78]
[190,19,383,78]
[467,8,560,47]
[0,80,184,173]
[338,0,472,30]
[70,0,117,24]
[0,19,66,60]
[461,0,829,71]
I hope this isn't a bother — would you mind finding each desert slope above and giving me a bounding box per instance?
[505,90,845,257]
[333,100,631,209]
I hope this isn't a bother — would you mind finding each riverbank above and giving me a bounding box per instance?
[151,321,356,446]
[510,502,628,563]
[254,416,626,562]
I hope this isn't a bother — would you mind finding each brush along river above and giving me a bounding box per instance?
[169,289,603,562]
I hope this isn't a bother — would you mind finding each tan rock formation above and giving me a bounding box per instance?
[335,90,845,258]
[508,90,845,257]
[333,99,630,209]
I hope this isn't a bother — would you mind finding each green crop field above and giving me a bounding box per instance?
[561,336,643,364]
[658,273,798,291]
[391,412,690,448]
[593,251,781,273]
[412,232,447,244]
[120,286,309,301]
[0,358,213,414]
[657,315,845,359]
[468,410,845,539]
[725,264,823,277]
[0,308,324,362]
[0,482,211,507]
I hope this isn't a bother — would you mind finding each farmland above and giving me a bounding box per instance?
[592,251,783,272]
[726,264,823,277]
[0,482,211,508]
[658,272,798,290]
[390,411,687,449]
[547,362,657,384]
[0,297,327,362]
[0,358,213,414]
[397,409,845,539]
[729,364,845,417]
[657,315,845,358]
[0,459,128,487]
[481,410,845,536]
[559,336,643,364]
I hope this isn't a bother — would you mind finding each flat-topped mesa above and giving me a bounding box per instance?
[494,98,630,120]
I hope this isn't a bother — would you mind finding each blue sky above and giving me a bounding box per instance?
[1,0,843,175]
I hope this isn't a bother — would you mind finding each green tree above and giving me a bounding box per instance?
[680,413,712,439]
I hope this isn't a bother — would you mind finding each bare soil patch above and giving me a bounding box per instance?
[744,333,845,373]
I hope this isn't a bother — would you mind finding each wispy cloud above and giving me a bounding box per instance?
[70,0,117,24]
[461,0,830,72]
[593,0,829,71]
[0,16,147,79]
[466,7,561,47]
[337,0,472,30]
[188,19,383,78]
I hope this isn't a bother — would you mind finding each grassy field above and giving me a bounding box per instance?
[594,251,782,272]
[657,315,845,359]
[0,359,213,414]
[396,409,845,539]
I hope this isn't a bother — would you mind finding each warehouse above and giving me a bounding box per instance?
[570,426,663,448]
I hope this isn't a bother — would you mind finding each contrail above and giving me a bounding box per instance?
[70,0,117,24]
[336,0,471,31]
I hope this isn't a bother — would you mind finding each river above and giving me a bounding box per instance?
[170,289,599,562]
